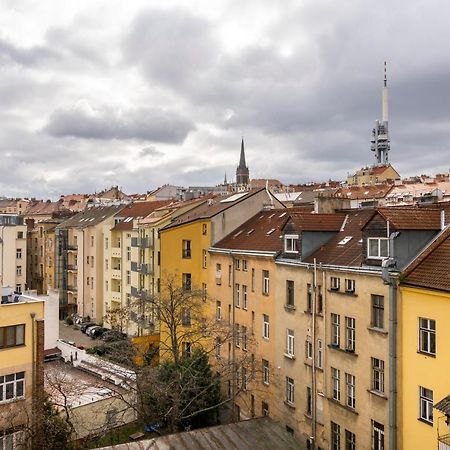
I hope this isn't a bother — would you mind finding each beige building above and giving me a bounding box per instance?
[347,164,400,186]
[0,214,27,292]
[55,205,124,321]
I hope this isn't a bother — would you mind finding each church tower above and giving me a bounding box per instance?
[236,138,250,186]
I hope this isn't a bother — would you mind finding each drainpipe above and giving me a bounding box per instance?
[230,252,236,422]
[311,259,317,449]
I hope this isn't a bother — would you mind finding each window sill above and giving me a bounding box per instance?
[417,350,436,358]
[0,396,25,405]
[417,417,433,427]
[284,353,296,360]
[284,401,296,410]
[367,389,388,400]
[367,326,388,335]
[284,305,296,312]
[327,289,358,297]
[327,345,358,357]
[328,398,358,415]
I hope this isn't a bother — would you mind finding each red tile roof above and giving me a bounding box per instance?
[112,201,172,231]
[376,206,443,230]
[334,184,393,199]
[304,210,375,266]
[289,211,346,231]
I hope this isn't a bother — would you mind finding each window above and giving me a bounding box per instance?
[105,280,109,291]
[262,270,269,294]
[345,279,355,293]
[251,311,255,334]
[286,329,295,357]
[306,284,312,312]
[419,386,433,423]
[242,259,248,271]
[202,223,207,235]
[126,271,131,285]
[202,283,207,302]
[345,373,356,409]
[105,237,109,249]
[262,314,269,339]
[216,263,222,285]
[90,236,94,247]
[243,285,248,310]
[371,295,384,329]
[16,266,21,277]
[227,265,231,286]
[251,268,255,291]
[330,276,340,291]
[86,276,90,286]
[182,273,192,291]
[331,367,340,401]
[286,280,295,307]
[216,301,222,321]
[242,367,247,391]
[182,342,192,358]
[317,285,323,314]
[105,259,109,270]
[235,283,240,307]
[0,429,24,449]
[286,377,295,405]
[17,231,23,239]
[345,317,355,352]
[262,401,269,416]
[306,340,313,359]
[418,317,436,355]
[202,249,207,269]
[182,240,191,258]
[371,357,385,394]
[331,313,340,347]
[317,339,323,369]
[15,284,22,293]
[284,234,299,253]
[235,259,240,270]
[182,308,191,327]
[368,237,389,259]
[0,325,25,349]
[90,277,94,290]
[345,430,356,450]
[331,422,340,450]
[262,359,269,385]
[16,248,22,259]
[372,421,384,450]
[242,326,248,351]
[0,372,25,403]
[127,246,131,261]
[215,337,221,358]
[91,256,94,268]
[234,323,240,347]
[306,386,312,415]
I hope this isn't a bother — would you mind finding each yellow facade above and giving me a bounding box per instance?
[347,164,400,186]
[400,285,450,450]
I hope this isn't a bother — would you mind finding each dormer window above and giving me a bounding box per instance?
[284,235,299,253]
[367,238,389,259]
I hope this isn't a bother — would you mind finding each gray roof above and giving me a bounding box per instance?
[95,417,304,450]
[56,205,123,229]
[435,395,450,415]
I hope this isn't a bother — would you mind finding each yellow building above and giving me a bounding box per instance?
[347,164,400,186]
[399,225,450,450]
[0,286,45,446]
[159,188,283,360]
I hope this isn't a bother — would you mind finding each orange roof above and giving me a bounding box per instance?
[376,207,442,230]
[112,201,172,231]
[289,211,346,231]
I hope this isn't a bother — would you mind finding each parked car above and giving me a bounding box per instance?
[80,322,96,333]
[90,327,108,339]
[101,330,127,342]
[85,325,99,336]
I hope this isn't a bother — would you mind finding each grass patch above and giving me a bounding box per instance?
[85,422,151,449]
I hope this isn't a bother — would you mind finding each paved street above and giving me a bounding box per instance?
[59,321,96,348]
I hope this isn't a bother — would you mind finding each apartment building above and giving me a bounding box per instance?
[399,225,450,450]
[0,287,45,447]
[55,205,124,321]
[159,188,283,360]
[0,214,27,292]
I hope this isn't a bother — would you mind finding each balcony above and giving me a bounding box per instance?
[111,269,121,280]
[111,247,121,258]
[111,291,121,302]
[67,286,77,293]
[131,262,154,275]
[67,264,77,272]
[67,244,78,252]
[131,237,153,249]
[439,435,450,450]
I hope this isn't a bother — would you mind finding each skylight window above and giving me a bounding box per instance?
[247,229,255,235]
[279,212,287,218]
[233,230,243,238]
[268,213,275,219]
[266,228,275,235]
[338,236,352,245]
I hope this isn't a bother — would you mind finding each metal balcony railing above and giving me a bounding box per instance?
[131,262,154,275]
[131,237,153,248]
[439,434,450,450]
[67,244,78,251]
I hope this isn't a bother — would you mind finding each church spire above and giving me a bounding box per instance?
[236,137,250,186]
[239,137,247,168]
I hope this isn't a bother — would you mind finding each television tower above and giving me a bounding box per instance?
[370,62,390,165]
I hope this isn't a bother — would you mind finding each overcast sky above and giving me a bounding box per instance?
[1,0,449,198]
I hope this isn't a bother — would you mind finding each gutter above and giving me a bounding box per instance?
[209,247,277,258]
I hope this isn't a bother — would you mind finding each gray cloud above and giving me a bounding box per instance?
[43,105,195,144]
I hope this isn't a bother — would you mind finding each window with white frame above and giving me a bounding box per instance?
[243,285,248,310]
[0,372,25,403]
[346,373,356,409]
[367,237,389,259]
[251,268,255,291]
[372,421,384,450]
[317,339,323,369]
[242,325,248,351]
[234,323,240,347]
[371,295,384,329]
[216,263,222,285]
[286,329,295,357]
[345,430,356,450]
[306,283,312,311]
[263,314,269,339]
[284,235,299,253]
[235,259,240,270]
[235,283,240,307]
[242,259,248,271]
[306,386,312,415]
[286,280,295,307]
[216,300,222,321]
[262,359,269,385]
[331,422,340,450]
[330,276,340,291]
[202,249,207,269]
[286,377,295,405]
[345,278,355,293]
[345,317,355,352]
[262,270,270,295]
[0,429,24,449]
[331,313,340,347]
[418,317,436,355]
[419,386,433,424]
[331,367,340,401]
[371,357,385,394]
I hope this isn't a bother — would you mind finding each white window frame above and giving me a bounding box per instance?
[243,285,248,310]
[330,276,340,291]
[284,234,299,253]
[0,372,25,403]
[317,339,323,369]
[262,359,269,385]
[242,259,248,271]
[418,317,436,355]
[262,270,270,295]
[216,300,222,321]
[345,278,355,293]
[367,237,389,259]
[262,314,269,339]
[331,313,340,347]
[286,377,295,405]
[345,317,355,352]
[331,367,340,402]
[242,325,248,351]
[419,386,433,423]
[286,329,295,357]
[202,249,207,269]
[235,283,240,307]
[371,357,385,394]
[346,373,356,409]
[372,421,385,450]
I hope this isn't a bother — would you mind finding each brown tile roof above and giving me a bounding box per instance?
[370,165,393,175]
[112,201,172,231]
[57,205,123,229]
[376,206,442,230]
[25,200,63,216]
[289,211,346,231]
[402,226,450,292]
[334,184,393,199]
[162,188,270,231]
[304,210,375,266]
[213,209,290,252]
